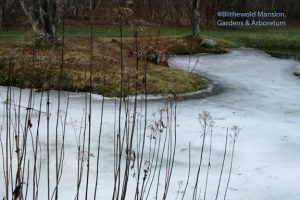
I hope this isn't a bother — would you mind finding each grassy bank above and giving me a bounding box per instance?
[0,37,208,97]
[1,25,299,96]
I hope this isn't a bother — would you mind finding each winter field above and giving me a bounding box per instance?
[0,48,300,199]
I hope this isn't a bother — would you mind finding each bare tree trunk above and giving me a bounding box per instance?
[271,0,275,10]
[0,8,2,28]
[19,0,57,46]
[211,0,218,27]
[192,0,200,39]
[0,0,6,28]
[1,0,19,28]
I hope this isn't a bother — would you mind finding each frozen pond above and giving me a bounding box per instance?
[169,48,300,200]
[0,48,300,199]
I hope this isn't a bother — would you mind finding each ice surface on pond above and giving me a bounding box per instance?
[1,48,300,199]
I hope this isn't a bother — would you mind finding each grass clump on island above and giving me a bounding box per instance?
[0,37,208,97]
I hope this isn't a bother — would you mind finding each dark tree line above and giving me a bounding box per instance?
[1,0,300,27]
[0,0,20,28]
[0,0,299,41]
[1,0,300,28]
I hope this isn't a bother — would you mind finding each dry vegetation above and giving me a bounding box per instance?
[0,36,209,97]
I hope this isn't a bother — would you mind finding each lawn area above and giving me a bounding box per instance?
[1,25,299,55]
[203,27,300,56]
[0,25,191,40]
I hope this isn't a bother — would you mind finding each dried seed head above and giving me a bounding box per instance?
[113,7,134,18]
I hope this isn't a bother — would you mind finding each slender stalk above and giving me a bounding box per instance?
[93,96,104,199]
[215,129,229,200]
[224,127,239,200]
[192,120,208,199]
[85,1,93,198]
[135,58,148,200]
[163,98,178,199]
[204,129,213,200]
[33,92,44,199]
[181,142,191,200]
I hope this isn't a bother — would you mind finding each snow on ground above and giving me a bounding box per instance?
[0,48,300,199]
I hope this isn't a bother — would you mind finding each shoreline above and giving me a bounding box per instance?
[0,47,298,101]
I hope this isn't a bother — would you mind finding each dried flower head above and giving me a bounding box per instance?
[113,7,134,18]
[231,125,241,138]
[198,111,214,129]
